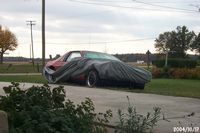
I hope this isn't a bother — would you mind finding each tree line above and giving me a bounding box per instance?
[0,25,199,64]
[155,25,200,58]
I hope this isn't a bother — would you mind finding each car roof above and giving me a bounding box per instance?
[68,50,105,55]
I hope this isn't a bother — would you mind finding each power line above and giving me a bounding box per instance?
[65,10,110,19]
[46,37,155,45]
[20,37,155,45]
[68,0,199,13]
[190,4,200,12]
[87,0,138,3]
[133,0,198,12]
[91,0,200,4]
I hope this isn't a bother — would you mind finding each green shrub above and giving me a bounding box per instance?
[0,82,112,133]
[152,67,200,79]
[152,59,197,68]
[0,83,162,133]
[197,60,200,66]
[115,97,161,133]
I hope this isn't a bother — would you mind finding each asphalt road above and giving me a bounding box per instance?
[0,82,200,133]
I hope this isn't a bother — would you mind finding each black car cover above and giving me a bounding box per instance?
[43,58,152,84]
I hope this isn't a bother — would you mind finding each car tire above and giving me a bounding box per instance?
[86,70,99,87]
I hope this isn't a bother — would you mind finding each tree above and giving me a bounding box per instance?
[191,33,200,57]
[155,26,195,58]
[0,25,18,64]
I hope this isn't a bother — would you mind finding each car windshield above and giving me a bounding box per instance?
[84,52,121,61]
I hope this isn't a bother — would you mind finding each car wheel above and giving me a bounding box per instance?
[86,70,99,87]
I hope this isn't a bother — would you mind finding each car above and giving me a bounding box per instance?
[43,51,152,89]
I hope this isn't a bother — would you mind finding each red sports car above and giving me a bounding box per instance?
[46,51,120,71]
[44,51,151,89]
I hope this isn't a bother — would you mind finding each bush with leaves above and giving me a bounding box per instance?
[152,59,197,68]
[152,67,200,79]
[115,97,161,133]
[0,82,112,133]
[0,83,162,133]
[197,60,200,66]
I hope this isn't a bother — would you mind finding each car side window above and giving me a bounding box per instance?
[66,52,81,62]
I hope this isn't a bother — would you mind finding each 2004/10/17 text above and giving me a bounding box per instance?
[173,127,199,132]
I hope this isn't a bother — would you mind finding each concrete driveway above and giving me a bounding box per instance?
[0,82,200,133]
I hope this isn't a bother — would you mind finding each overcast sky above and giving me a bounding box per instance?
[0,0,200,58]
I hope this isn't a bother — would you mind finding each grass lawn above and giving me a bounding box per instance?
[0,75,47,84]
[0,63,42,73]
[144,79,200,98]
[0,75,199,98]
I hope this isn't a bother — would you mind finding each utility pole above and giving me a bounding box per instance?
[42,0,46,70]
[26,20,36,65]
[146,50,151,70]
[30,43,32,61]
[164,50,168,67]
